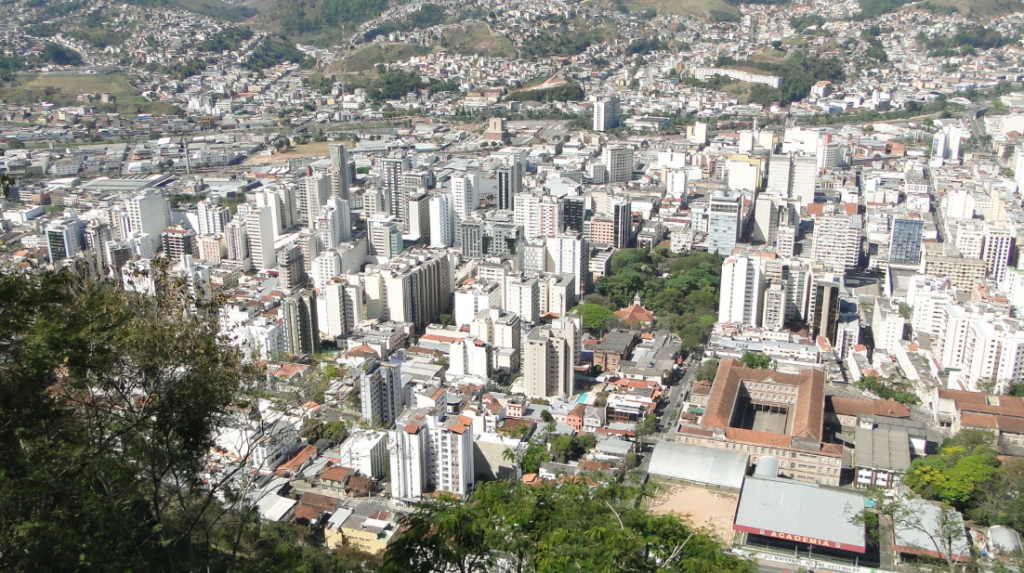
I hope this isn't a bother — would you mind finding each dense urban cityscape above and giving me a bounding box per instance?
[3,0,1024,570]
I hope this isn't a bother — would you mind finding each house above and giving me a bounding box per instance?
[613,294,655,328]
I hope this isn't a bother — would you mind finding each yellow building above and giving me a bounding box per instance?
[324,502,400,555]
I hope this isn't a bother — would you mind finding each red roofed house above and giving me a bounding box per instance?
[614,294,656,328]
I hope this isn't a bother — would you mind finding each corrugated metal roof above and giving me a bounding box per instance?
[734,477,866,549]
[855,427,911,472]
[648,442,749,490]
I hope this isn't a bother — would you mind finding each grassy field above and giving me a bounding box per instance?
[521,76,552,89]
[445,23,516,58]
[18,72,137,95]
[332,43,432,73]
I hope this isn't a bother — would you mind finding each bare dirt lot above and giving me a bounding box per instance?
[649,482,739,543]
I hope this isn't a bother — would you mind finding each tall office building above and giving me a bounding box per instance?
[889,218,924,265]
[983,224,1015,283]
[561,196,586,234]
[523,317,578,398]
[382,152,412,229]
[718,253,765,326]
[708,191,741,255]
[329,143,350,199]
[46,215,83,263]
[507,275,541,324]
[281,289,319,356]
[602,145,633,183]
[245,207,277,270]
[496,162,523,210]
[537,195,563,238]
[361,361,403,427]
[429,192,455,248]
[752,193,778,245]
[593,96,620,132]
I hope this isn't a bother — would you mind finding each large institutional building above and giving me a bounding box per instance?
[675,358,843,486]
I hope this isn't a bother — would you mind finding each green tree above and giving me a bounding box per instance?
[0,271,259,572]
[694,359,720,382]
[740,352,772,369]
[381,480,757,573]
[572,303,615,332]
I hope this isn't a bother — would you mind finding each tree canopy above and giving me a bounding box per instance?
[594,249,722,351]
[380,480,756,573]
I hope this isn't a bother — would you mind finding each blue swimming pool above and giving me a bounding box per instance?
[575,393,589,403]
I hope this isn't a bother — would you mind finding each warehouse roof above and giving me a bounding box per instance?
[648,442,748,490]
[733,477,866,553]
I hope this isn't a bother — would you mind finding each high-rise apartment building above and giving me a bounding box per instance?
[983,224,1014,283]
[281,289,319,356]
[523,316,579,398]
[602,145,633,183]
[329,143,350,199]
[593,96,620,132]
[160,225,197,264]
[762,281,787,330]
[546,233,591,294]
[428,192,455,248]
[390,407,474,503]
[811,215,861,271]
[718,253,765,326]
[496,162,523,210]
[245,207,277,270]
[224,219,249,262]
[46,215,83,263]
[300,171,332,226]
[790,155,817,207]
[451,173,479,223]
[322,277,363,339]
[368,213,403,261]
[361,361,403,427]
[407,192,431,244]
[382,152,412,229]
[197,199,230,236]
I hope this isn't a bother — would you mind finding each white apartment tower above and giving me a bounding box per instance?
[245,207,277,270]
[390,408,474,503]
[593,96,620,132]
[429,192,455,248]
[718,253,765,326]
